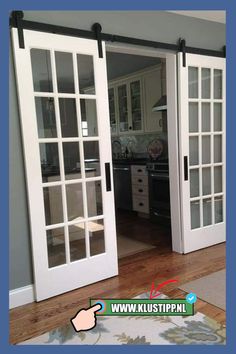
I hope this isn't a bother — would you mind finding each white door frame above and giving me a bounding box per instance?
[106,43,183,253]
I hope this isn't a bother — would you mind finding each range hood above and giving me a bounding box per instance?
[152,95,167,112]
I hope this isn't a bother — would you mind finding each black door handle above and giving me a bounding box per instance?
[184,156,188,181]
[105,162,111,191]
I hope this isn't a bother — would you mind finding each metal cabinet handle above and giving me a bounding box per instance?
[150,174,169,179]
[113,167,129,171]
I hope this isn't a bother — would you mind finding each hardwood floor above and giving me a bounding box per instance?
[10,211,226,344]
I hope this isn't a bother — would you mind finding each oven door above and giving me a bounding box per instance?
[149,173,170,219]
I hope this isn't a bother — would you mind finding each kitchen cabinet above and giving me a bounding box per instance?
[110,78,143,135]
[131,165,149,215]
[108,64,164,135]
[108,87,117,135]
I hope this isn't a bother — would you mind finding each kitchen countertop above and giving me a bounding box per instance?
[112,158,148,166]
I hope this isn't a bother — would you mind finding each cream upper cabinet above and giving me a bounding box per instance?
[117,78,143,134]
[108,87,117,135]
[108,65,164,135]
[143,67,163,133]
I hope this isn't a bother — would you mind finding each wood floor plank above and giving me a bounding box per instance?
[10,212,226,344]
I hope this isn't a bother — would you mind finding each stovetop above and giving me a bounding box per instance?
[146,158,169,173]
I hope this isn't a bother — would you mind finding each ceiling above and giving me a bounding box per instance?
[167,11,226,24]
[79,52,161,90]
[106,52,160,81]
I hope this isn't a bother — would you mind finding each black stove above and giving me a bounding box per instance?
[146,159,169,173]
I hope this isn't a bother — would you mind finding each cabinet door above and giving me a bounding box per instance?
[108,87,117,134]
[118,84,129,132]
[130,79,143,132]
[144,69,163,132]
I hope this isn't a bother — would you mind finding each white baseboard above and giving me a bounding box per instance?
[9,284,35,309]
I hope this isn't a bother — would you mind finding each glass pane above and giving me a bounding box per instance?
[89,219,105,256]
[190,169,199,198]
[118,84,128,132]
[84,141,101,177]
[47,228,66,268]
[40,143,60,182]
[203,198,212,226]
[202,167,211,196]
[188,67,198,98]
[55,52,75,93]
[30,49,53,92]
[189,137,199,166]
[202,103,211,132]
[86,181,103,217]
[44,186,63,225]
[66,183,84,222]
[109,88,116,133]
[189,102,198,133]
[35,97,57,138]
[63,142,81,180]
[202,135,211,164]
[214,103,222,131]
[69,224,86,262]
[214,69,222,99]
[214,166,222,193]
[77,54,95,95]
[80,99,98,137]
[131,81,142,131]
[214,135,222,163]
[190,200,200,229]
[59,98,78,137]
[215,197,223,223]
[201,68,211,99]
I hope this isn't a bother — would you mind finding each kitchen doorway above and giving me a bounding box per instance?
[105,46,177,259]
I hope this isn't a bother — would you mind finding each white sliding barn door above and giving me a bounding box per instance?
[178,53,226,253]
[12,29,118,301]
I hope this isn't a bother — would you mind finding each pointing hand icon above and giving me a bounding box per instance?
[70,303,102,332]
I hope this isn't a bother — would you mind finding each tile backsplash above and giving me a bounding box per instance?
[111,133,168,159]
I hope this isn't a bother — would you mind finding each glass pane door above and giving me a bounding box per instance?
[178,53,225,253]
[32,48,106,268]
[108,87,116,134]
[188,66,224,230]
[118,84,129,132]
[12,29,118,300]
[130,80,142,131]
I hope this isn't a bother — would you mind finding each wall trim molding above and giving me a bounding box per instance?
[9,284,35,309]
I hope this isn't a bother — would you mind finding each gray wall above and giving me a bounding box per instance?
[10,11,225,290]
